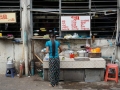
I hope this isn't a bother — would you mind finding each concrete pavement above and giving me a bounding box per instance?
[0,75,120,90]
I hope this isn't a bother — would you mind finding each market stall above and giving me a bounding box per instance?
[31,15,107,82]
[42,45,106,82]
[30,0,118,81]
[31,36,106,82]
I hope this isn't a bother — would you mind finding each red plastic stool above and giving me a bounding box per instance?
[104,63,119,83]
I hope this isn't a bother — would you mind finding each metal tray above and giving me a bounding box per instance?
[74,57,90,61]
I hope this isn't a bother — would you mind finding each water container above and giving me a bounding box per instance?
[6,57,14,68]
[30,60,35,76]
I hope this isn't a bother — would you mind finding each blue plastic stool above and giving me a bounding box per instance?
[6,68,16,78]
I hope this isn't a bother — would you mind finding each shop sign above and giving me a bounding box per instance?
[61,16,90,31]
[0,13,16,23]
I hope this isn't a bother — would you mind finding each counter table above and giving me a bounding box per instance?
[43,57,106,82]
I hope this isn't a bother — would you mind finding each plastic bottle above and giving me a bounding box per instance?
[70,53,72,58]
[70,53,74,58]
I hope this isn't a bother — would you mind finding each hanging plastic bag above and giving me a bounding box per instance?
[43,54,49,61]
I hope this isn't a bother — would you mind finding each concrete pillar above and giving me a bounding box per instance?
[116,0,120,60]
[28,0,33,60]
[21,0,29,76]
[27,0,32,68]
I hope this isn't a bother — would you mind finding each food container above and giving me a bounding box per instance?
[34,33,39,36]
[77,50,86,57]
[0,33,2,37]
[95,47,101,53]
[91,47,101,53]
[6,57,14,68]
[78,52,85,57]
[88,53,101,58]
[64,50,73,58]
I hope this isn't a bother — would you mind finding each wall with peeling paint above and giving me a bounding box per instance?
[0,40,23,74]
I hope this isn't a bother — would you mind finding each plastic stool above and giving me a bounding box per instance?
[104,63,119,83]
[6,68,16,78]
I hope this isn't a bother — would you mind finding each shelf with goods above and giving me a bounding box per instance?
[61,30,91,39]
[32,36,91,40]
[0,31,20,33]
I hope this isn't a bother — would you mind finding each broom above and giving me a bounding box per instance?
[19,27,25,78]
[19,39,24,78]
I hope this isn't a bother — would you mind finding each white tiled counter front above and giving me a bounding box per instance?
[43,57,106,69]
[43,57,106,81]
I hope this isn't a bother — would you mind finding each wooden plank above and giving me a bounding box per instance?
[34,54,43,63]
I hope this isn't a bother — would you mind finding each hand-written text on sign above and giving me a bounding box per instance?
[81,20,90,30]
[61,16,90,31]
[0,14,8,19]
[0,13,16,23]
[71,16,79,30]
[0,14,15,21]
[62,20,69,30]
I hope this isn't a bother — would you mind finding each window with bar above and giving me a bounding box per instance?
[91,13,117,38]
[33,12,60,37]
[91,0,117,10]
[90,0,117,38]
[0,0,21,38]
[0,0,20,9]
[32,0,117,38]
[60,0,90,38]
[32,0,59,9]
[0,11,21,38]
[61,0,90,13]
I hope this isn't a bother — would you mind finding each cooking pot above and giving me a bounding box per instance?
[77,50,86,57]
